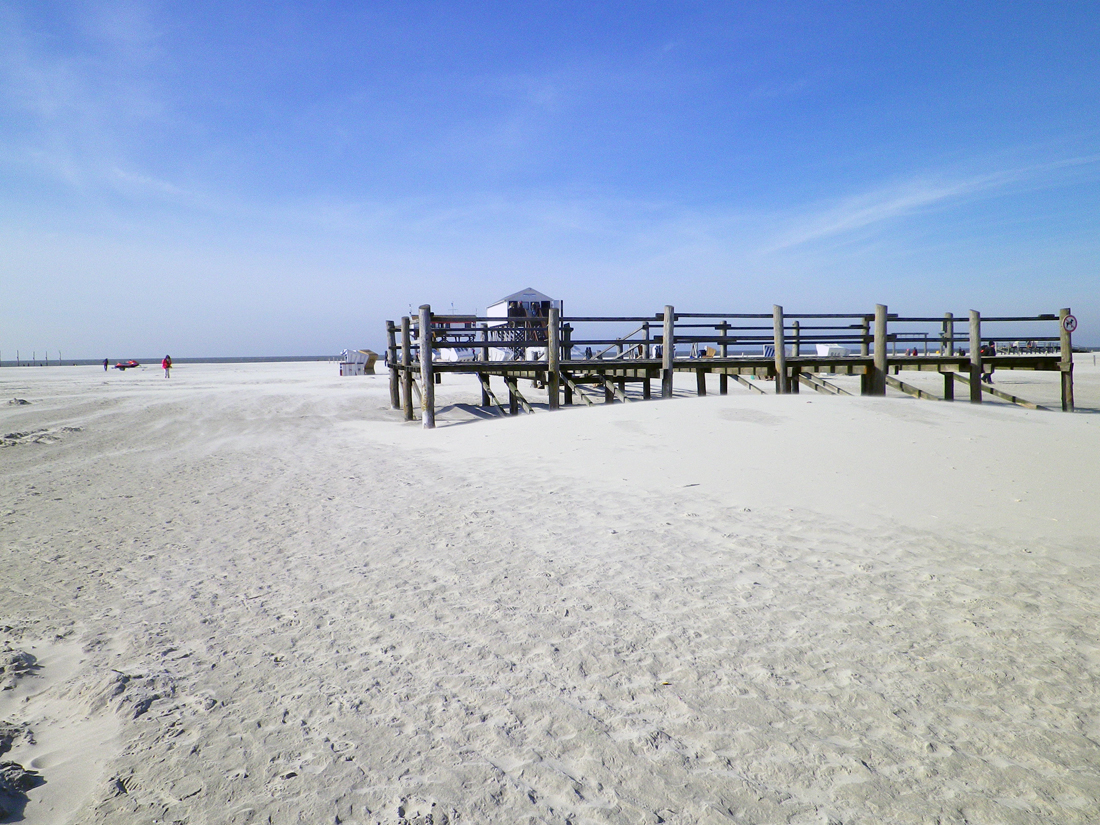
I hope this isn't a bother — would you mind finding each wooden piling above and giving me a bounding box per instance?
[1059,307,1075,412]
[872,304,888,396]
[969,310,982,404]
[773,305,788,393]
[548,306,561,410]
[718,321,729,395]
[419,305,435,428]
[386,320,400,409]
[662,305,675,399]
[943,312,954,401]
[400,316,414,421]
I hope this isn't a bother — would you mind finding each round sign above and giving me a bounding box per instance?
[1062,314,1078,333]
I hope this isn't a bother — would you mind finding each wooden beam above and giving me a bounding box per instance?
[548,306,561,410]
[503,375,535,414]
[386,320,400,409]
[478,373,506,416]
[662,305,675,399]
[732,373,767,394]
[969,310,982,404]
[1059,307,1075,412]
[400,316,414,421]
[419,305,435,429]
[561,372,596,406]
[872,304,888,396]
[798,373,853,396]
[952,373,1048,411]
[773,305,788,393]
[600,374,631,403]
[885,374,940,401]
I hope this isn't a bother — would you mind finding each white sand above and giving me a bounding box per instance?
[1,359,1098,824]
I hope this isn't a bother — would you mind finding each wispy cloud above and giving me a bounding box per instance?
[110,166,186,198]
[763,155,1100,253]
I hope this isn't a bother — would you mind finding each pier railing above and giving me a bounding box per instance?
[384,304,1077,427]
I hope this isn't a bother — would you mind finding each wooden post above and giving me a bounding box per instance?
[719,321,728,395]
[696,368,706,396]
[643,322,653,398]
[419,305,435,428]
[548,306,560,410]
[968,310,982,404]
[789,321,800,395]
[872,304,888,396]
[662,305,675,399]
[860,316,870,357]
[401,316,414,421]
[386,321,400,409]
[773,305,788,393]
[943,312,954,401]
[1059,307,1075,412]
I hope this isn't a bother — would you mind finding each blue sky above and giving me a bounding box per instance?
[2,1,1098,357]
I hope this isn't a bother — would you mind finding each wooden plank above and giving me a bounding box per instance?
[561,373,596,406]
[732,373,767,394]
[503,375,534,414]
[884,374,939,401]
[600,375,631,403]
[478,373,507,416]
[952,373,1048,411]
[798,373,853,396]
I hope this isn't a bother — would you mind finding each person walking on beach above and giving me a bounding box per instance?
[103,358,109,371]
[162,355,172,378]
[980,341,996,384]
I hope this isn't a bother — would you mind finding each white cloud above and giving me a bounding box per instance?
[763,155,1100,253]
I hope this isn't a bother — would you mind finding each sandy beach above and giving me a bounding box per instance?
[2,359,1098,824]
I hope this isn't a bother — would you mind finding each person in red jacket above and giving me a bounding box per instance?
[162,355,172,378]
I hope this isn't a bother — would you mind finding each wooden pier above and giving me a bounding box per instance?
[385,304,1077,428]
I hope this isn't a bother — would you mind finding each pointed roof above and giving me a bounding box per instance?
[489,287,553,307]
